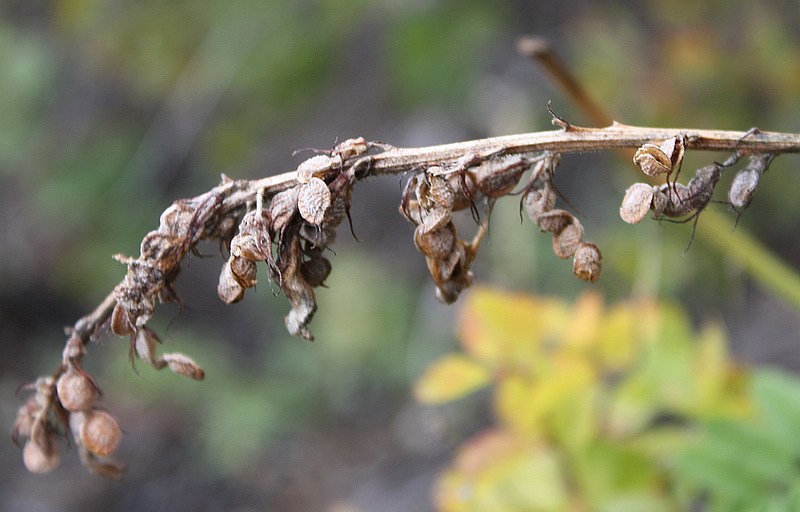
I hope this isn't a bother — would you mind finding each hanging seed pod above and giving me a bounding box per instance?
[620,183,655,224]
[729,154,773,212]
[110,302,134,336]
[80,410,122,457]
[217,260,245,304]
[536,209,574,234]
[133,327,159,365]
[162,353,205,380]
[23,436,60,474]
[523,185,556,223]
[298,177,332,225]
[56,367,100,412]
[300,255,332,287]
[229,256,258,288]
[552,218,584,259]
[573,242,602,282]
[426,171,455,209]
[414,223,456,260]
[656,183,693,218]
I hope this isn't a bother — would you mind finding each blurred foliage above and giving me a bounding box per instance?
[417,287,800,511]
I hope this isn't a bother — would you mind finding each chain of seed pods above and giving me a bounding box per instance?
[621,136,775,225]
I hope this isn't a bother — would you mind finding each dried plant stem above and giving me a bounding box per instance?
[61,123,800,342]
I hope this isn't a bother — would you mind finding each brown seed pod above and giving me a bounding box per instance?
[80,409,122,457]
[414,223,456,260]
[619,183,655,224]
[426,171,455,210]
[23,437,60,473]
[473,156,528,198]
[111,302,134,336]
[729,154,773,212]
[552,218,584,259]
[536,209,574,234]
[296,154,340,184]
[229,256,258,288]
[300,255,332,287]
[162,353,205,380]
[573,242,602,282]
[656,183,693,218]
[523,185,556,223]
[298,177,332,225]
[633,136,684,178]
[218,260,245,304]
[333,137,369,160]
[56,367,100,412]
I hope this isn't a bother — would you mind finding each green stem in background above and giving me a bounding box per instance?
[518,35,800,309]
[700,209,800,309]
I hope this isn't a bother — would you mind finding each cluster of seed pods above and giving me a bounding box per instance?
[622,136,775,226]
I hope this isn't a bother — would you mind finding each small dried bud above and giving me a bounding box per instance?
[536,209,573,234]
[620,183,655,224]
[62,333,85,361]
[296,154,339,184]
[111,303,134,336]
[162,353,205,380]
[56,367,100,412]
[298,177,332,225]
[217,260,245,304]
[80,409,122,457]
[414,223,456,260]
[573,242,602,282]
[552,218,584,259]
[23,437,60,473]
[300,256,332,287]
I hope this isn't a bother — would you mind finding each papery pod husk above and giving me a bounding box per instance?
[473,157,527,198]
[230,256,258,288]
[217,260,245,304]
[414,223,456,260]
[552,219,584,259]
[619,183,655,224]
[573,242,602,282]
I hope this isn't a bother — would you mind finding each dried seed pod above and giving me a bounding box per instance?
[80,410,122,457]
[656,183,693,218]
[268,186,301,232]
[633,143,672,177]
[296,154,340,184]
[56,367,100,412]
[111,302,134,336]
[133,327,159,366]
[414,223,456,260]
[552,218,584,259]
[620,183,655,224]
[333,137,369,160]
[23,437,60,473]
[300,255,332,287]
[523,185,556,223]
[426,171,455,209]
[729,154,773,211]
[162,353,205,380]
[573,242,602,282]
[217,260,245,304]
[298,177,332,225]
[473,156,528,198]
[229,256,258,288]
[633,136,684,178]
[728,170,758,211]
[536,209,574,234]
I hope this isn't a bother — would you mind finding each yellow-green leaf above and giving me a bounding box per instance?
[459,287,568,369]
[415,354,490,404]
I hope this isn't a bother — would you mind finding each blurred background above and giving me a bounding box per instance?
[2,0,800,510]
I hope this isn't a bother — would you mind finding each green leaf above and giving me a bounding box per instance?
[753,369,800,450]
[415,354,490,404]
